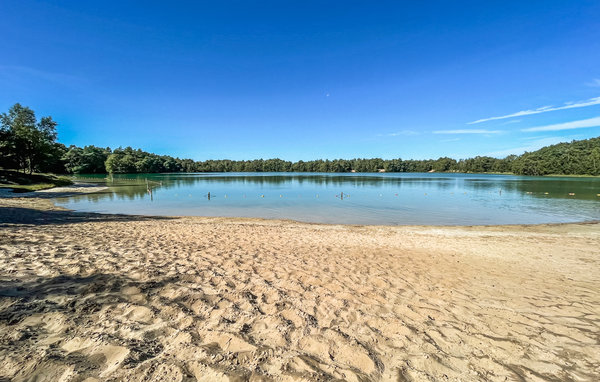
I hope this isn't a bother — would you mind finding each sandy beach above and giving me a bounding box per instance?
[0,196,599,381]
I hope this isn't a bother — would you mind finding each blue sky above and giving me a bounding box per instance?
[1,1,600,161]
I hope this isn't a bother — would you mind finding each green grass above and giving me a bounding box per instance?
[0,169,73,192]
[541,173,600,178]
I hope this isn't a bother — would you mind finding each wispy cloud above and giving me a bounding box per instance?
[521,116,600,132]
[433,129,502,134]
[586,79,600,87]
[468,96,600,124]
[0,65,85,85]
[377,130,420,137]
[440,137,460,142]
[487,137,568,157]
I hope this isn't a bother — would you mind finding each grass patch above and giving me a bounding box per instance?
[0,170,73,192]
[541,173,600,178]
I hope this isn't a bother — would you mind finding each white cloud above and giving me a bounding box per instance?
[521,116,600,132]
[586,79,600,87]
[440,138,460,142]
[468,96,600,124]
[433,129,502,134]
[486,137,568,157]
[522,135,551,141]
[0,65,85,85]
[378,130,420,137]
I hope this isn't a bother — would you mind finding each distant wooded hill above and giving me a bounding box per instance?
[2,104,600,176]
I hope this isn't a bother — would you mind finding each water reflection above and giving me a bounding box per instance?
[57,173,600,225]
[70,173,600,200]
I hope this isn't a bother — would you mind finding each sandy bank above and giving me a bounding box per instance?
[0,197,599,381]
[0,182,109,199]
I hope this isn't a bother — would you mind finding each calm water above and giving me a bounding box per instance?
[56,173,600,225]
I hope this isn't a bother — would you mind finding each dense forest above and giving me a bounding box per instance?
[2,103,600,176]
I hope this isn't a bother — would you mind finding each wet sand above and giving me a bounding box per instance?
[0,197,599,381]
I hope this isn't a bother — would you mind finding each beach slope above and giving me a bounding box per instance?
[0,197,599,381]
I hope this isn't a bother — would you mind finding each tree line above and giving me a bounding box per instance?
[2,103,600,176]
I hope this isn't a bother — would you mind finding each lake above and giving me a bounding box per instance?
[56,172,600,225]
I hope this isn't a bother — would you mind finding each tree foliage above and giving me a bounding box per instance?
[63,145,111,173]
[509,138,600,176]
[105,147,184,173]
[0,104,62,174]
[92,139,600,175]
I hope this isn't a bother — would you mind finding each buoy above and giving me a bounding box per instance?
[544,192,549,195]
[280,194,282,198]
[568,192,575,196]
[261,195,264,198]
[597,193,600,197]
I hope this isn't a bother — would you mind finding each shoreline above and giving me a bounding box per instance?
[0,182,109,199]
[2,193,599,229]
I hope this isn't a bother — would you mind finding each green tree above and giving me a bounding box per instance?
[0,103,59,174]
[63,145,110,173]
[590,147,600,175]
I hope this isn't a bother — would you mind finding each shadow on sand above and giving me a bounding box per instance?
[0,274,131,322]
[0,205,172,226]
[0,273,176,379]
[0,273,178,324]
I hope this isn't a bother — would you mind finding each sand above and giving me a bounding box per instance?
[0,182,109,199]
[0,197,599,381]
